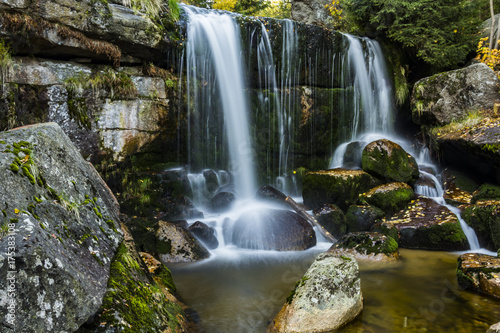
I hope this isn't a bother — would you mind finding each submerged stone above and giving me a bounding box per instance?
[457,253,500,299]
[232,209,316,251]
[268,253,363,333]
[384,197,468,251]
[328,232,399,262]
[362,139,419,184]
[302,168,381,211]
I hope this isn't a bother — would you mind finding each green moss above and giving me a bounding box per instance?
[9,163,19,173]
[156,239,172,254]
[471,184,500,204]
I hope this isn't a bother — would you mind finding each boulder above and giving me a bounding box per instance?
[290,0,332,28]
[411,63,500,126]
[302,168,381,211]
[211,191,237,212]
[345,204,384,232]
[457,253,500,299]
[203,169,219,193]
[471,183,500,204]
[462,204,500,250]
[441,168,477,206]
[383,197,468,251]
[0,123,123,332]
[267,253,363,333]
[327,232,399,262]
[488,322,500,333]
[359,182,414,215]
[313,203,346,239]
[232,209,316,251]
[80,223,191,332]
[156,221,210,263]
[361,139,419,183]
[188,221,219,250]
[255,184,288,205]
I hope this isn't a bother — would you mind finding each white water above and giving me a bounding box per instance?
[184,5,256,198]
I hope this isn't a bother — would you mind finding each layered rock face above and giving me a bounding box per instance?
[0,123,123,332]
[457,253,500,299]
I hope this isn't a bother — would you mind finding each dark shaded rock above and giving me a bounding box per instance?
[0,123,123,332]
[268,253,362,333]
[302,168,381,211]
[346,204,385,233]
[342,141,365,169]
[361,139,419,183]
[472,183,500,204]
[232,209,316,251]
[384,197,468,251]
[371,220,400,244]
[211,192,237,212]
[462,204,500,250]
[189,221,219,250]
[411,64,500,126]
[313,203,346,239]
[80,223,192,332]
[328,232,399,262]
[359,182,414,215]
[256,184,288,204]
[457,253,500,299]
[156,221,210,263]
[203,169,219,193]
[441,169,476,206]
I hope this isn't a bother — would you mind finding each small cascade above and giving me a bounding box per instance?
[416,170,480,251]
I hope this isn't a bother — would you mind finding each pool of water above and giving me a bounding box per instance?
[169,248,500,333]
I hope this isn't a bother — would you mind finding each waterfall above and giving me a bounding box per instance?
[183,5,256,198]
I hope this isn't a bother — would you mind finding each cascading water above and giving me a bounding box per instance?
[184,5,256,198]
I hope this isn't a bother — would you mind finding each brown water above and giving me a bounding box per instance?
[169,249,500,333]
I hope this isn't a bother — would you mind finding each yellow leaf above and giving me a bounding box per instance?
[14,208,19,214]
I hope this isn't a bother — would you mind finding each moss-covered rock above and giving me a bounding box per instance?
[346,204,385,233]
[361,139,419,183]
[359,182,414,215]
[384,197,468,251]
[457,253,500,299]
[156,221,210,263]
[472,184,500,204]
[441,168,478,206]
[327,232,399,262]
[313,203,347,239]
[302,168,381,211]
[462,204,500,250]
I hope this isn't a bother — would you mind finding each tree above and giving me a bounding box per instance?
[343,0,481,70]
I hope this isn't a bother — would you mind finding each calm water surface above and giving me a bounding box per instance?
[170,248,500,333]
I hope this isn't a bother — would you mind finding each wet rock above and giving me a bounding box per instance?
[342,141,365,169]
[80,223,191,332]
[313,203,346,239]
[371,220,400,244]
[256,184,288,204]
[383,197,468,251]
[487,322,500,333]
[211,191,237,212]
[156,221,210,263]
[361,139,419,183]
[457,253,500,299]
[203,169,219,193]
[327,232,399,262]
[0,123,123,332]
[346,204,385,233]
[232,209,316,251]
[471,183,500,204]
[411,63,500,126]
[414,173,440,198]
[359,182,414,215]
[268,253,363,333]
[302,168,381,211]
[462,204,500,250]
[189,221,219,250]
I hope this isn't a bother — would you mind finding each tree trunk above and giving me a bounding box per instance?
[490,0,496,48]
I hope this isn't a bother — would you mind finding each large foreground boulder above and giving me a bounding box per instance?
[232,209,316,251]
[302,169,381,211]
[411,63,500,126]
[328,232,399,262]
[361,139,419,183]
[457,253,500,299]
[267,253,363,333]
[0,123,123,332]
[383,197,468,251]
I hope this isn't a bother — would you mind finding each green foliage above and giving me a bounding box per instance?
[343,0,481,70]
[255,0,291,19]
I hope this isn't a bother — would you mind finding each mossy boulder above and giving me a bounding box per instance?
[383,197,468,251]
[345,204,385,233]
[313,204,347,239]
[327,232,399,262]
[361,139,419,183]
[457,253,500,299]
[441,168,477,206]
[156,221,210,263]
[302,168,381,211]
[471,183,500,204]
[80,224,192,332]
[232,209,316,251]
[462,204,500,250]
[359,182,414,215]
[268,253,362,333]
